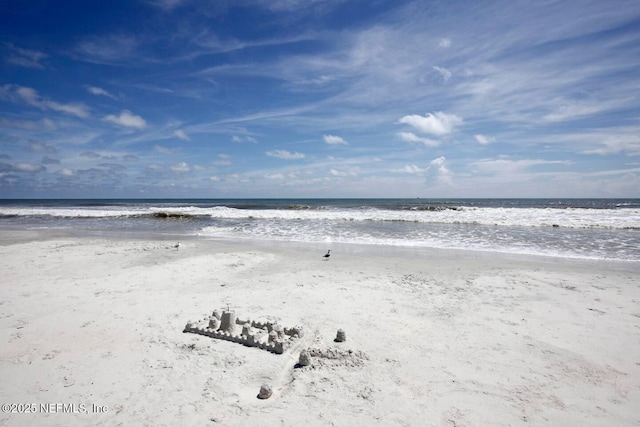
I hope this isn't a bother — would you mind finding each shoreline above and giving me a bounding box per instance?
[1,231,639,425]
[2,228,639,271]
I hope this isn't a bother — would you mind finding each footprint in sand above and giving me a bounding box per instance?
[12,319,29,329]
[56,365,76,387]
[442,407,470,427]
[42,350,60,360]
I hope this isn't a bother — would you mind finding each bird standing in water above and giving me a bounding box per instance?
[174,242,181,251]
[323,249,331,260]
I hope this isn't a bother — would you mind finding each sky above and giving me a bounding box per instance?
[1,0,639,199]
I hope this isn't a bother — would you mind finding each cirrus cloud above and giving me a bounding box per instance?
[471,158,573,175]
[154,145,175,155]
[398,131,440,147]
[4,43,48,68]
[0,84,90,118]
[86,86,116,99]
[433,66,452,83]
[475,134,496,145]
[174,130,190,141]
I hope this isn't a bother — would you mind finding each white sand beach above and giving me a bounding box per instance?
[1,231,639,426]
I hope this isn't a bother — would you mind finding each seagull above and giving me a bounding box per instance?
[174,242,181,251]
[323,249,331,260]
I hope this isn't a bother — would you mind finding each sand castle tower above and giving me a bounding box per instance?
[219,310,237,334]
[298,349,312,367]
[208,310,222,329]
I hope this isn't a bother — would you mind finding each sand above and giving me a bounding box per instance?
[1,231,639,426]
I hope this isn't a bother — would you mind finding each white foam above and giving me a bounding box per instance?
[197,224,635,261]
[0,207,137,218]
[3,204,638,260]
[2,205,638,229]
[199,206,640,230]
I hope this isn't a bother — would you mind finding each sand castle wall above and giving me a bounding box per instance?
[184,310,305,355]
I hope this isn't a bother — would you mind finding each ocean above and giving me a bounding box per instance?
[0,198,639,261]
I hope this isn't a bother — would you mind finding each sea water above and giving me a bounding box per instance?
[0,198,638,261]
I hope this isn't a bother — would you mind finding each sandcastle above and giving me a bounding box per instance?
[184,308,305,355]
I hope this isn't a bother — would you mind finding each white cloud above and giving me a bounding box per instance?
[103,110,147,129]
[398,131,440,147]
[80,151,101,159]
[17,84,50,104]
[87,86,116,99]
[213,154,231,166]
[48,101,90,118]
[398,111,462,136]
[394,164,425,174]
[5,43,47,68]
[0,84,89,118]
[232,135,258,143]
[583,134,640,156]
[264,173,285,179]
[266,150,305,159]
[154,145,175,155]
[474,134,495,145]
[323,134,348,145]
[542,100,609,122]
[42,118,57,130]
[543,126,640,156]
[433,66,452,83]
[146,0,186,11]
[438,38,452,48]
[0,117,57,130]
[14,162,45,173]
[426,156,452,185]
[57,168,75,177]
[430,156,447,168]
[171,162,190,172]
[27,142,57,153]
[472,158,573,174]
[174,130,190,141]
[330,168,359,177]
[74,34,140,65]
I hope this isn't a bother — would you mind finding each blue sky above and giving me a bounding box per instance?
[1,0,639,198]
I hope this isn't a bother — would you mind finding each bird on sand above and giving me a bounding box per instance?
[174,242,181,251]
[323,249,331,260]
